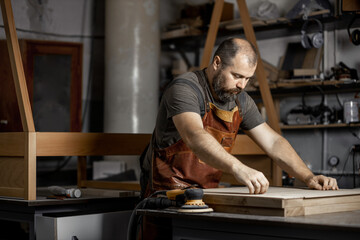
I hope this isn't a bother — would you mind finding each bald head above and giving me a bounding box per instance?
[212,38,258,69]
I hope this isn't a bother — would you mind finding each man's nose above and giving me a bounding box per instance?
[236,78,247,89]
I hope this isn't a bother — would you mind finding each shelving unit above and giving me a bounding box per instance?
[161,11,360,67]
[280,122,360,130]
[247,79,360,98]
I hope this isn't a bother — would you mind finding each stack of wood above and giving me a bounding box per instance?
[203,187,360,217]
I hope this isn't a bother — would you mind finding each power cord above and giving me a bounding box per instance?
[352,145,360,188]
[127,190,172,240]
[336,146,353,182]
[336,145,360,188]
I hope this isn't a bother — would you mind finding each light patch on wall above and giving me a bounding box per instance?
[26,0,53,30]
[143,0,156,16]
[132,25,140,133]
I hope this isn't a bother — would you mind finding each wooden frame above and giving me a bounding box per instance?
[24,40,83,132]
[0,39,83,132]
[0,0,279,200]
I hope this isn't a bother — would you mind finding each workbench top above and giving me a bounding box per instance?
[0,187,139,207]
[138,208,360,230]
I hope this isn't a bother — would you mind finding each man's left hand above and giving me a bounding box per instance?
[306,175,339,190]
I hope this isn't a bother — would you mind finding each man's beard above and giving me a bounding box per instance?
[212,69,241,103]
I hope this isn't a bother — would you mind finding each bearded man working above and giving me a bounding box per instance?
[140,37,338,198]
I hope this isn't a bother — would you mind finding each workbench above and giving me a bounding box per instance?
[136,187,360,240]
[137,209,360,240]
[0,188,139,239]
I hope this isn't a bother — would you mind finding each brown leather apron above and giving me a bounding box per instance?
[149,70,243,195]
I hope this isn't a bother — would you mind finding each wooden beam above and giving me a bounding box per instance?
[24,132,36,200]
[236,0,282,186]
[0,0,35,132]
[36,133,151,156]
[81,180,141,191]
[236,0,280,133]
[0,187,24,198]
[200,0,224,69]
[0,132,25,156]
[77,156,87,188]
[204,187,360,217]
[0,157,24,196]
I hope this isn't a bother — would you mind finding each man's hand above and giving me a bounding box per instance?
[232,164,269,194]
[306,175,339,190]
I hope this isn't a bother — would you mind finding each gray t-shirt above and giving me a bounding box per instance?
[140,70,264,191]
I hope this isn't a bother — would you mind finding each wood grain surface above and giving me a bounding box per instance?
[203,187,360,217]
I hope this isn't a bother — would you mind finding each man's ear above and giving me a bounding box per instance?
[213,56,221,70]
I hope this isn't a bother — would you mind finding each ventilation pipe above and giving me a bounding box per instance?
[104,0,159,178]
[104,0,159,134]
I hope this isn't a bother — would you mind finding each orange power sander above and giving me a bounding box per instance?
[165,188,213,213]
[127,187,213,240]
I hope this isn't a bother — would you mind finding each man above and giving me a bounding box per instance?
[140,37,338,198]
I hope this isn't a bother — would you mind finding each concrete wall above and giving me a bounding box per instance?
[1,0,359,187]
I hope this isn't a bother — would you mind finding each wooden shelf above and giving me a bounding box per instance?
[247,79,360,98]
[280,122,360,130]
[161,13,360,51]
[274,79,356,88]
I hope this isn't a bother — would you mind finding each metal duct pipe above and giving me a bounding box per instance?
[103,0,159,179]
[104,0,159,134]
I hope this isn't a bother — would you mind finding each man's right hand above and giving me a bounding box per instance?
[232,164,269,194]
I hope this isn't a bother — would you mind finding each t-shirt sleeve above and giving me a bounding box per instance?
[239,92,265,130]
[163,82,201,119]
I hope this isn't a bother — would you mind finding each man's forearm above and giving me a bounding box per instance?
[182,128,242,174]
[268,136,314,183]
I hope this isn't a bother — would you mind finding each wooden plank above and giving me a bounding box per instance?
[209,204,287,217]
[200,0,224,69]
[0,0,35,132]
[236,0,280,134]
[303,202,360,216]
[236,0,282,186]
[302,48,318,69]
[231,135,264,155]
[77,156,87,188]
[293,68,318,76]
[81,180,140,191]
[203,193,285,208]
[302,195,360,207]
[24,132,36,200]
[203,187,360,217]
[284,206,305,217]
[79,188,138,198]
[204,187,360,199]
[0,157,24,189]
[0,187,24,198]
[36,132,151,156]
[0,132,25,156]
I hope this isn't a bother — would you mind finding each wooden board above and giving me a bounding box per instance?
[203,187,360,217]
